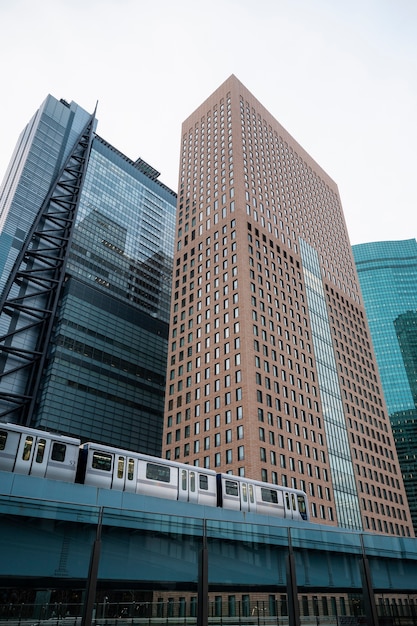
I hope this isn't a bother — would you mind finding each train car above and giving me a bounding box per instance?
[217,473,309,521]
[0,423,80,482]
[0,425,310,522]
[78,442,218,506]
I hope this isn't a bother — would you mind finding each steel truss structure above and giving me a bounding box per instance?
[0,111,96,424]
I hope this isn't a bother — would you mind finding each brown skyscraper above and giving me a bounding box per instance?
[163,75,412,536]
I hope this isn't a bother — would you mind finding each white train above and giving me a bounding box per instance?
[0,423,309,522]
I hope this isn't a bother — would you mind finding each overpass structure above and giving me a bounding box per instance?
[0,472,417,626]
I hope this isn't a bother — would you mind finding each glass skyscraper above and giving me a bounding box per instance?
[352,238,417,531]
[0,96,176,455]
[394,311,417,405]
[0,95,92,299]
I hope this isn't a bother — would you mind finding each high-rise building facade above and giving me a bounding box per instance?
[0,96,92,295]
[162,75,413,535]
[395,311,417,406]
[352,240,417,415]
[352,239,417,531]
[0,96,176,455]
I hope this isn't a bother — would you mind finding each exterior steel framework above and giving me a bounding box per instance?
[0,111,96,424]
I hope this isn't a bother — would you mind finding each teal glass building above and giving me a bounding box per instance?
[0,96,176,455]
[352,239,417,531]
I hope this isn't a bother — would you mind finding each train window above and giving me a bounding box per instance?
[241,483,248,502]
[249,484,254,503]
[225,480,239,497]
[181,469,187,490]
[285,493,290,509]
[22,436,33,461]
[261,488,278,504]
[35,439,46,463]
[146,462,170,483]
[51,443,66,463]
[92,451,112,472]
[190,471,196,492]
[199,474,209,490]
[117,456,125,479]
[0,430,7,450]
[127,459,134,480]
[291,494,296,510]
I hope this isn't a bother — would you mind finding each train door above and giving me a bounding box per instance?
[107,454,137,492]
[14,434,50,477]
[29,437,53,477]
[178,468,199,503]
[238,481,256,513]
[125,457,137,493]
[284,492,297,519]
[111,454,127,491]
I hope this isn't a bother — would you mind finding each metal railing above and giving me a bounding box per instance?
[1,598,416,626]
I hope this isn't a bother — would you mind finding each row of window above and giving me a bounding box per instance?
[167,423,244,444]
[364,515,410,536]
[91,451,210,490]
[0,432,66,463]
[167,446,243,466]
[351,433,395,466]
[361,496,406,521]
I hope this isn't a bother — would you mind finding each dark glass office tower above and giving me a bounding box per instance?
[353,239,417,531]
[0,95,92,298]
[0,96,176,455]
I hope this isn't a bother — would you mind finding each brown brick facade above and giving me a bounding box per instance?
[162,75,413,536]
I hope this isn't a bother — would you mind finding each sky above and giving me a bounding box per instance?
[0,0,416,246]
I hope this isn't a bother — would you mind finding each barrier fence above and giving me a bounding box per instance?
[1,596,417,626]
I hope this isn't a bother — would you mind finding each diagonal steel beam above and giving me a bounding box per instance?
[0,108,96,423]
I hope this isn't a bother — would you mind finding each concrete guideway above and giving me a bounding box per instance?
[1,472,417,626]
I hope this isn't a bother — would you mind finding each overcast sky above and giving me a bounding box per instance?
[0,0,416,246]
